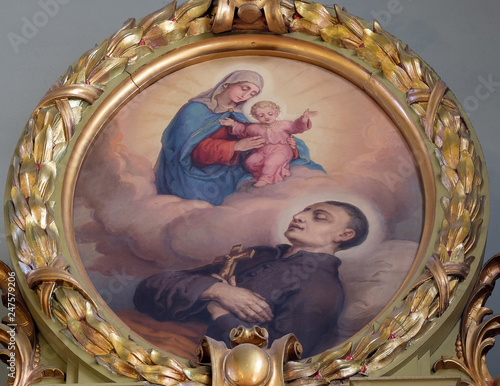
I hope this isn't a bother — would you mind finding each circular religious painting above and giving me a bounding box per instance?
[72,54,425,359]
[5,2,489,384]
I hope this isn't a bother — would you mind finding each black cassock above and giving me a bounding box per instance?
[134,244,344,357]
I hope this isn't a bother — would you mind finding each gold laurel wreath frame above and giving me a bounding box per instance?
[2,1,497,385]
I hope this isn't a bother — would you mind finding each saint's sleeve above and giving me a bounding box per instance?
[268,270,344,356]
[192,127,239,166]
[134,271,219,322]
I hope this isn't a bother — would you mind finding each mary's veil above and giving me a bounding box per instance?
[189,70,264,113]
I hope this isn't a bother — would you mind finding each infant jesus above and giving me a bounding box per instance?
[220,101,318,187]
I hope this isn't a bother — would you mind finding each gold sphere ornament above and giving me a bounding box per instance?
[237,3,263,24]
[224,343,272,385]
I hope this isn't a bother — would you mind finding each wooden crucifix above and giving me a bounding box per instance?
[211,244,255,280]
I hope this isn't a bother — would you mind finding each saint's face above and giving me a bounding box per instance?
[284,203,354,251]
[226,82,260,104]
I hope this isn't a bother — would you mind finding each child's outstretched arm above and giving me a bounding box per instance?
[220,117,251,137]
[301,109,319,123]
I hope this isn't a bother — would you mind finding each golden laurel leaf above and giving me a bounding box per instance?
[356,46,382,70]
[37,160,57,203]
[183,366,212,384]
[49,115,67,146]
[351,326,391,361]
[452,210,471,250]
[175,0,212,23]
[11,228,32,266]
[458,150,475,193]
[397,45,424,82]
[109,333,153,367]
[28,186,47,229]
[66,318,111,356]
[19,154,37,198]
[333,5,364,39]
[87,56,129,85]
[24,214,52,268]
[295,1,337,28]
[52,304,68,327]
[316,341,352,367]
[8,201,26,239]
[468,187,482,223]
[448,180,467,225]
[372,20,398,47]
[290,18,322,36]
[82,40,109,80]
[441,164,459,192]
[186,17,212,37]
[365,337,407,373]
[107,28,140,56]
[85,302,118,340]
[443,127,460,169]
[96,354,141,379]
[143,20,188,49]
[363,28,399,64]
[381,59,413,93]
[319,24,361,49]
[66,68,87,86]
[11,186,30,220]
[33,124,52,165]
[119,45,154,65]
[138,2,177,32]
[53,287,86,320]
[284,361,320,381]
[379,300,412,332]
[50,143,67,165]
[450,244,466,263]
[149,350,186,372]
[410,281,438,314]
[135,363,186,385]
[323,360,362,381]
[55,99,76,140]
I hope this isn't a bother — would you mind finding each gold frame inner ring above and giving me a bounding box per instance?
[61,34,436,355]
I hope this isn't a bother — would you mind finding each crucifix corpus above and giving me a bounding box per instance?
[212,244,255,280]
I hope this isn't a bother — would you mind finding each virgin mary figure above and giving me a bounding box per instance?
[154,70,324,205]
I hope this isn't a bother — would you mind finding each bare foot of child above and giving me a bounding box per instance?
[254,180,268,188]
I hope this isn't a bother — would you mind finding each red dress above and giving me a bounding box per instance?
[192,127,239,167]
[192,127,299,170]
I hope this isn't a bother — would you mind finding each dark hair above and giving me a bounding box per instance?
[324,201,369,250]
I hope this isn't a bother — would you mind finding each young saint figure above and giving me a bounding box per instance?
[134,201,369,357]
[220,101,319,187]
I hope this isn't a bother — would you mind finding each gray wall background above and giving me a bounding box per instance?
[0,0,498,382]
